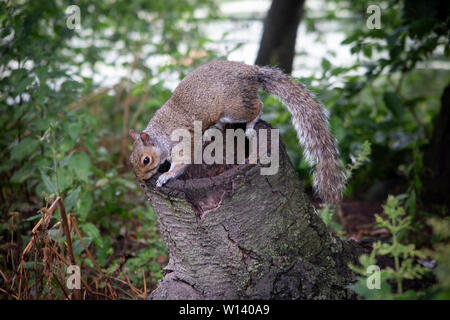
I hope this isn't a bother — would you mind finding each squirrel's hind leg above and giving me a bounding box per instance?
[245,99,263,138]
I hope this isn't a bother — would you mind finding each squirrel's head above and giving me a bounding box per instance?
[129,130,161,181]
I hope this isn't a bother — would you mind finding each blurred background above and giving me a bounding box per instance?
[1,0,449,299]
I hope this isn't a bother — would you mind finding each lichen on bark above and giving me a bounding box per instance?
[138,121,361,299]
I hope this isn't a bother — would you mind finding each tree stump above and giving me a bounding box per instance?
[140,121,361,299]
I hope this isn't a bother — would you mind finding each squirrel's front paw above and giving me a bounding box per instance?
[156,174,171,187]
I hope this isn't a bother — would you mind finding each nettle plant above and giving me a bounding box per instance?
[349,195,428,299]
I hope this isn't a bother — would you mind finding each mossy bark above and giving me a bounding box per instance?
[140,121,361,299]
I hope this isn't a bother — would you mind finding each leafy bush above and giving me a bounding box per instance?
[422,218,450,299]
[0,0,218,298]
[348,195,429,299]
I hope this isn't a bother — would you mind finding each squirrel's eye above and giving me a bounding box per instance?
[143,156,150,166]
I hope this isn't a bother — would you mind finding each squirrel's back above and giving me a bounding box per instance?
[149,60,260,132]
[147,60,345,203]
[170,60,260,117]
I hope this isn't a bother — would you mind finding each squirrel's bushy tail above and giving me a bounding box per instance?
[256,66,346,204]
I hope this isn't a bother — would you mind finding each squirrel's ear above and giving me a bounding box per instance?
[129,129,139,141]
[140,132,154,146]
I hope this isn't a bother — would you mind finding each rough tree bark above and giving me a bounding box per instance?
[140,121,361,299]
[423,82,450,210]
[255,0,305,73]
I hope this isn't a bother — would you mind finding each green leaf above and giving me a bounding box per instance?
[348,276,393,300]
[69,153,91,182]
[363,45,373,58]
[0,159,14,174]
[341,32,361,45]
[40,170,58,195]
[59,137,76,153]
[61,80,83,92]
[34,66,48,83]
[64,186,81,212]
[24,261,45,269]
[10,137,40,161]
[80,222,103,247]
[57,167,74,192]
[77,192,93,220]
[321,58,332,71]
[16,77,34,92]
[116,177,136,190]
[72,237,92,256]
[406,190,416,220]
[96,237,113,267]
[383,91,405,118]
[10,164,36,183]
[24,214,42,222]
[66,122,82,142]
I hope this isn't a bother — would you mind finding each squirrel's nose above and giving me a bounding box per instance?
[142,171,155,181]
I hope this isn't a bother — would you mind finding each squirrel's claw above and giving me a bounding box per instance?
[156,173,171,187]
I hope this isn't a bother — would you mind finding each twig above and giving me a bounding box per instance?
[43,239,70,266]
[53,274,70,300]
[52,222,62,250]
[17,261,24,300]
[31,217,44,234]
[125,272,145,298]
[111,283,137,299]
[110,275,143,298]
[57,198,75,264]
[0,268,9,284]
[79,278,112,299]
[70,217,105,278]
[16,197,120,300]
[142,270,147,297]
[56,197,80,300]
[0,287,18,299]
[70,216,116,299]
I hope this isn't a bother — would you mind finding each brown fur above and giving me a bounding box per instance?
[129,131,161,181]
[130,60,346,203]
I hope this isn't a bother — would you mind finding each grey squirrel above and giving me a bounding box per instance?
[129,60,346,204]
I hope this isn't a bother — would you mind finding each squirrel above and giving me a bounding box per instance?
[129,60,346,204]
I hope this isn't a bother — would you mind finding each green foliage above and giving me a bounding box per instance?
[403,142,423,220]
[278,0,450,196]
[0,0,218,296]
[374,196,427,293]
[349,195,428,299]
[317,205,345,236]
[351,216,450,300]
[345,140,371,182]
[348,250,395,299]
[422,218,450,299]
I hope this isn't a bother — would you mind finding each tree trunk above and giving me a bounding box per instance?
[255,0,305,73]
[140,121,361,299]
[423,82,450,210]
